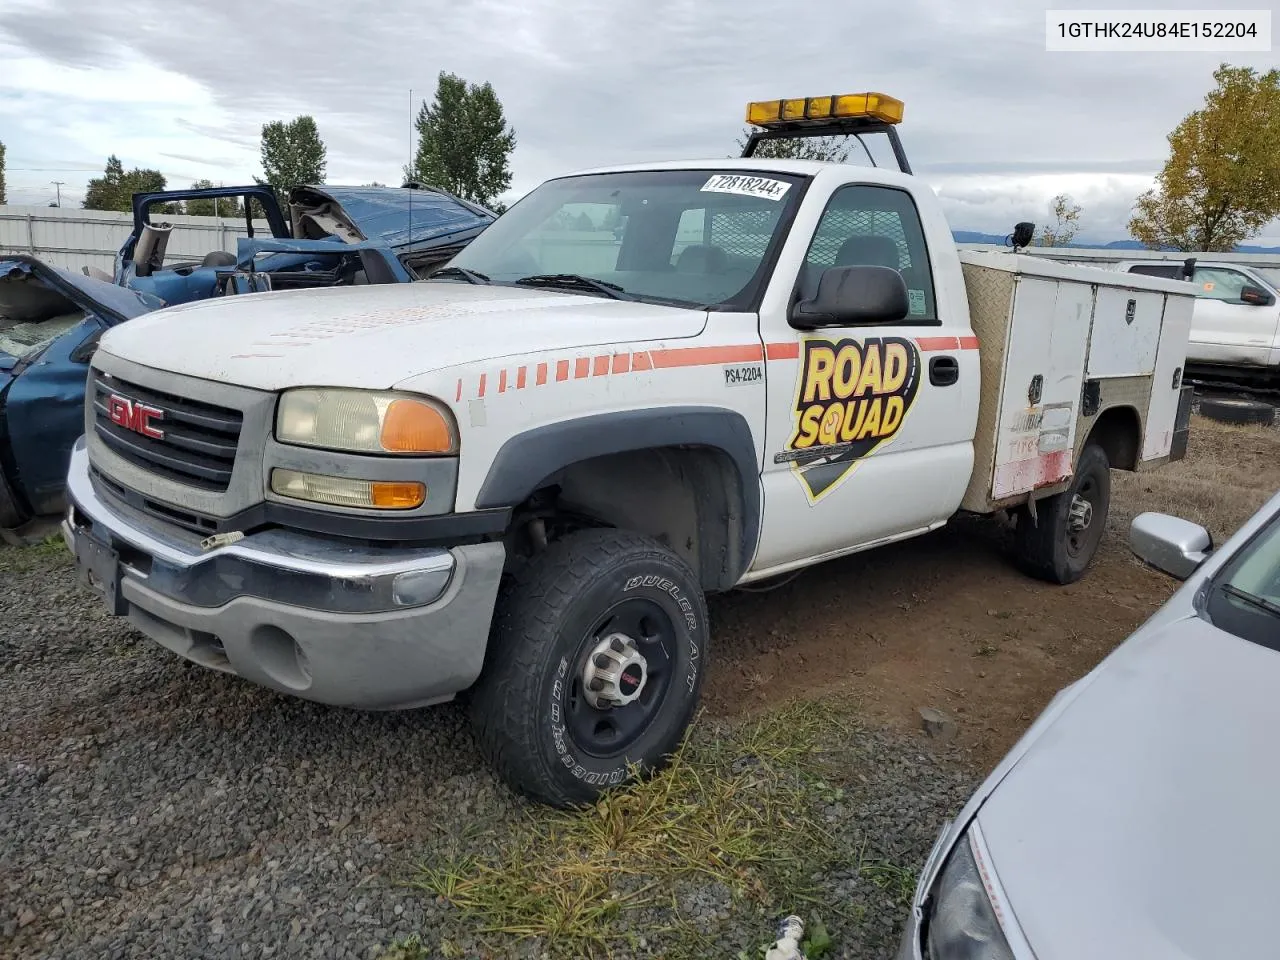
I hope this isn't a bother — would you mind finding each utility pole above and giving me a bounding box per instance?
[50,181,64,207]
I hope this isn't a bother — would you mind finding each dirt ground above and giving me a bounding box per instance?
[703,414,1280,767]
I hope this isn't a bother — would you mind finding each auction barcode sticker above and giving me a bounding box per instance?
[1046,10,1271,51]
[701,174,791,201]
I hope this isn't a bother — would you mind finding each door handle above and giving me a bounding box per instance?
[929,355,959,387]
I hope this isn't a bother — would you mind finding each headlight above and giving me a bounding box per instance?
[925,828,1014,960]
[276,388,457,455]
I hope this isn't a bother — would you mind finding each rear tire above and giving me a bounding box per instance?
[1198,396,1275,426]
[469,528,708,807]
[1014,443,1111,585]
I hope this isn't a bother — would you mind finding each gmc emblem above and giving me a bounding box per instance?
[107,394,165,439]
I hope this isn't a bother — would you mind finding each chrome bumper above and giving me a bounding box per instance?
[64,440,506,709]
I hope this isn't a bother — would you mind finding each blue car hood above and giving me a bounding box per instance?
[1,255,162,369]
[288,185,496,253]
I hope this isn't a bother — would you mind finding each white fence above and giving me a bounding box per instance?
[3,203,1280,282]
[0,205,270,274]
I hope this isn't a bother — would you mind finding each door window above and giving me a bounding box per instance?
[1192,266,1253,304]
[799,184,937,322]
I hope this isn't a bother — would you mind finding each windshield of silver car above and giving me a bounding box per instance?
[1207,508,1280,647]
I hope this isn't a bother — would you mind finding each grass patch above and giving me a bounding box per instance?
[0,531,71,573]
[1111,415,1280,543]
[412,703,860,959]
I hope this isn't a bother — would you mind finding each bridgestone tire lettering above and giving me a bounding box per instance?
[469,529,708,808]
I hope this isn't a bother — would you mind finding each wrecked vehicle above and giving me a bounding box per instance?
[0,186,493,539]
[109,183,498,306]
[0,257,160,539]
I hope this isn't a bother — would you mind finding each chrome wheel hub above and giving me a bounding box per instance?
[582,633,648,709]
[1068,493,1093,533]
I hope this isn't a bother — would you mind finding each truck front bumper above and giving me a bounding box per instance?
[62,440,506,710]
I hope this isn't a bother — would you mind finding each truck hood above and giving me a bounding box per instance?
[975,614,1280,959]
[96,282,706,391]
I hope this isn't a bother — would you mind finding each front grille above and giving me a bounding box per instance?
[92,372,243,492]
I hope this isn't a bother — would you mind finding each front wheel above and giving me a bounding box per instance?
[1014,442,1111,585]
[469,528,708,807]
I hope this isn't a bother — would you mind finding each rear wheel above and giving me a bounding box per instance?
[1014,442,1111,585]
[470,528,707,807]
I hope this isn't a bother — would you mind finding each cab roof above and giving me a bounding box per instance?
[551,157,921,190]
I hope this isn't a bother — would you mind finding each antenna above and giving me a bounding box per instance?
[408,87,414,257]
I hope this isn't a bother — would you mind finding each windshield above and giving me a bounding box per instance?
[441,169,808,308]
[1206,505,1280,649]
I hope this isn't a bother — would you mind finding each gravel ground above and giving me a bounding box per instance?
[1,541,976,959]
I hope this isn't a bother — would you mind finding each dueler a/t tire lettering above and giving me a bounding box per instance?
[469,528,707,808]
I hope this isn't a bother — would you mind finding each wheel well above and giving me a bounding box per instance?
[509,446,750,592]
[1085,405,1141,470]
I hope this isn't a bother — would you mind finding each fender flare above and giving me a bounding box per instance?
[474,406,762,578]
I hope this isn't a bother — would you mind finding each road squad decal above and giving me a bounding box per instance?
[778,336,922,502]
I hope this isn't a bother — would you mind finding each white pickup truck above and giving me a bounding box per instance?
[62,93,1197,806]
[1115,258,1280,394]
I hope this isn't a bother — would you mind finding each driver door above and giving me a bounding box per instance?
[750,180,978,575]
[1187,265,1280,368]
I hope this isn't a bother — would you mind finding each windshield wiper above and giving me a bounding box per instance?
[429,265,490,284]
[1222,583,1280,618]
[512,274,635,300]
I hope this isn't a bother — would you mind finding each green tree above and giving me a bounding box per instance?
[1038,194,1082,247]
[405,72,516,209]
[1129,64,1280,252]
[82,155,176,213]
[258,115,327,199]
[0,140,6,205]
[734,128,854,162]
[183,179,245,218]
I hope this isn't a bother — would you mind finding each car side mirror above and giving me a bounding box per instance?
[1240,284,1275,306]
[1129,512,1213,580]
[790,264,909,330]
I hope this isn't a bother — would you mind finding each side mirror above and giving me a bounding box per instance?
[1129,512,1213,580]
[790,264,909,330]
[1240,284,1275,306]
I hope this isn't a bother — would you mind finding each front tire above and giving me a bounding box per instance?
[1014,442,1111,585]
[470,528,708,807]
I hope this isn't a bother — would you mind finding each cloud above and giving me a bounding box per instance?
[0,0,1276,240]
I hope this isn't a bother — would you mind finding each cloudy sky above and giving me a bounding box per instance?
[0,0,1275,244]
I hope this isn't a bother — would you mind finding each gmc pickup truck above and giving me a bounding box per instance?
[62,93,1197,806]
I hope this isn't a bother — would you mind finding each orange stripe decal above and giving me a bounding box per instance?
[612,353,630,374]
[632,351,652,372]
[766,342,800,361]
[498,369,508,393]
[574,357,591,379]
[593,355,610,377]
[959,335,980,350]
[649,344,763,369]
[516,366,527,389]
[917,336,960,352]
[536,362,548,386]
[477,372,487,398]
[556,360,570,382]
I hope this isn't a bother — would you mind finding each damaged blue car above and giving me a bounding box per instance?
[0,184,496,539]
[110,183,498,305]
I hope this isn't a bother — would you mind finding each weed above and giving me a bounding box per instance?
[414,703,858,959]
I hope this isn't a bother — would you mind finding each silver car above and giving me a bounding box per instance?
[898,488,1280,960]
